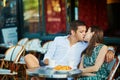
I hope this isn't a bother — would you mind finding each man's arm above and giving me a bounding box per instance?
[43,38,57,64]
[43,58,49,65]
[43,42,56,65]
[105,46,115,62]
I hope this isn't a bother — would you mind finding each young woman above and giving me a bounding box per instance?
[78,26,110,80]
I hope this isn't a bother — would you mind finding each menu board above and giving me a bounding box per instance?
[2,27,18,45]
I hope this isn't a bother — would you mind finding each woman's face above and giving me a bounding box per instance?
[84,27,94,42]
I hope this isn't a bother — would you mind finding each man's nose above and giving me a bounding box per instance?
[83,33,86,36]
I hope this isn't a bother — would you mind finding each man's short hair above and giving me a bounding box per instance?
[70,20,86,32]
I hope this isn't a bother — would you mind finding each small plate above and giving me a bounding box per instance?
[45,66,54,68]
[54,70,71,73]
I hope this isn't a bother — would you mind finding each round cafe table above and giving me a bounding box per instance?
[26,66,82,80]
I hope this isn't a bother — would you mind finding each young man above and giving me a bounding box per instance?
[25,20,88,69]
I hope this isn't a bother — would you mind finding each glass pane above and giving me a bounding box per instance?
[66,0,71,23]
[23,0,42,33]
[75,0,78,20]
[0,0,17,43]
[0,0,17,28]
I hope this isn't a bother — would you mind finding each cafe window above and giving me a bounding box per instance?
[22,0,67,39]
[0,0,17,43]
[0,0,17,28]
[0,0,79,41]
[21,0,78,40]
[23,0,42,34]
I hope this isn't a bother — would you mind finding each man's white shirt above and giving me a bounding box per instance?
[43,36,88,69]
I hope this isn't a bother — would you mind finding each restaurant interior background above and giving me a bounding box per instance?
[0,0,120,79]
[0,0,120,42]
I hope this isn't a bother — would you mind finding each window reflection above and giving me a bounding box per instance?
[23,0,42,33]
[0,0,16,28]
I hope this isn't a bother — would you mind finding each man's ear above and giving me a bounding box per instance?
[71,30,75,35]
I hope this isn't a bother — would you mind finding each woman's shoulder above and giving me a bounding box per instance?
[98,44,107,47]
[95,44,108,51]
[99,44,108,50]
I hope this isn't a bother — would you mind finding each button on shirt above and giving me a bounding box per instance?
[43,36,88,69]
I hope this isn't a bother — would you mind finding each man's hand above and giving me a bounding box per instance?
[43,59,49,65]
[105,50,115,62]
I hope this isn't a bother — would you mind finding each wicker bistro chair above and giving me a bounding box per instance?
[25,38,43,59]
[0,45,25,80]
[107,55,120,80]
[0,68,17,80]
[17,38,29,46]
[41,41,53,54]
[25,38,42,51]
[17,38,29,63]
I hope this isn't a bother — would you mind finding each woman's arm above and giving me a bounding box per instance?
[79,55,84,69]
[79,55,96,76]
[80,45,108,73]
[81,72,96,76]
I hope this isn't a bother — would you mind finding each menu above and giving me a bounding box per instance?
[2,27,18,45]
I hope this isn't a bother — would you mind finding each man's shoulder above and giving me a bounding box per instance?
[77,41,88,47]
[78,41,88,44]
[54,36,67,40]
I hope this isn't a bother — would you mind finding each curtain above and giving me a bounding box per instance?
[78,0,108,31]
[45,0,66,34]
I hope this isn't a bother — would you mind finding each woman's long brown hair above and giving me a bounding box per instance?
[85,25,104,56]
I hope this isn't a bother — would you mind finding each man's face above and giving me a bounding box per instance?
[74,26,86,42]
[84,27,94,42]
